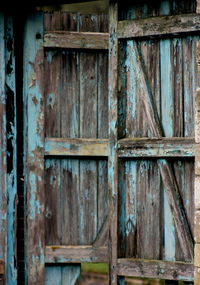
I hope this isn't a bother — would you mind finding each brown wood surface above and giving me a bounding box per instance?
[0,260,4,275]
[45,246,108,263]
[117,258,194,281]
[117,13,200,39]
[44,31,109,49]
[118,138,195,157]
[45,138,109,156]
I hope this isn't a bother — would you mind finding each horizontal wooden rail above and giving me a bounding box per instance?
[45,138,109,157]
[0,260,4,275]
[118,138,195,158]
[117,258,194,281]
[44,31,109,49]
[117,13,200,39]
[45,246,108,263]
[45,137,194,157]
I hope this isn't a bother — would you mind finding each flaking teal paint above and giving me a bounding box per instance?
[23,12,45,285]
[5,16,17,285]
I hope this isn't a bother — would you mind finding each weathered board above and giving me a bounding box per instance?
[0,14,17,285]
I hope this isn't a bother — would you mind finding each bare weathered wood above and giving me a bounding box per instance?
[45,138,109,156]
[118,138,195,157]
[0,14,7,284]
[109,1,118,285]
[45,246,108,263]
[197,1,200,14]
[117,14,200,39]
[131,42,194,261]
[117,259,194,281]
[195,88,200,143]
[24,13,45,284]
[44,31,109,49]
[0,260,4,275]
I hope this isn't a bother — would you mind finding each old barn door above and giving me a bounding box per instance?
[109,0,198,284]
[23,11,109,284]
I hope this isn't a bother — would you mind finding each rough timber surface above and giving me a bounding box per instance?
[43,11,109,285]
[116,1,197,284]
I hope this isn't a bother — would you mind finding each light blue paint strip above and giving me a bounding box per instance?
[5,15,17,285]
[160,38,176,261]
[23,12,45,285]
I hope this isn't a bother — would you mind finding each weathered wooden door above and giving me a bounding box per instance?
[23,11,109,284]
[24,1,200,284]
[109,0,198,284]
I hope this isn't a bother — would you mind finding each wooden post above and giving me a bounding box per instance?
[194,40,200,285]
[0,13,7,285]
[23,13,45,285]
[108,1,119,284]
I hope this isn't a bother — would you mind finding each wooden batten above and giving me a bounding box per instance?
[118,138,195,158]
[117,259,194,281]
[44,31,109,50]
[45,246,108,263]
[45,138,109,156]
[117,14,200,39]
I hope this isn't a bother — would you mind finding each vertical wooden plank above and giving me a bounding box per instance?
[160,35,176,263]
[109,1,119,284]
[23,12,45,285]
[136,160,162,259]
[5,15,17,285]
[60,14,79,247]
[45,266,62,285]
[97,15,109,243]
[61,265,81,285]
[79,14,98,245]
[183,36,197,137]
[0,13,7,285]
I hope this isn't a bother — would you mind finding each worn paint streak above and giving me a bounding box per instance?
[5,15,17,285]
[160,37,176,262]
[24,12,45,285]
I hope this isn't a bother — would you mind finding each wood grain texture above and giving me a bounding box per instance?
[45,246,108,263]
[45,138,109,156]
[117,14,200,39]
[44,31,109,49]
[0,14,7,284]
[24,12,45,285]
[118,138,195,157]
[108,2,118,285]
[117,259,194,281]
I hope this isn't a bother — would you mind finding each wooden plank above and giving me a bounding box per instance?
[59,13,81,284]
[118,138,195,157]
[0,13,7,282]
[117,13,200,39]
[131,42,194,261]
[44,31,109,49]
[5,16,17,284]
[45,138,109,156]
[0,260,4,275]
[79,14,98,245]
[45,246,108,263]
[117,259,194,281]
[108,1,118,285]
[197,1,200,14]
[23,12,45,285]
